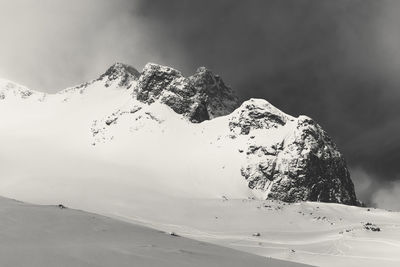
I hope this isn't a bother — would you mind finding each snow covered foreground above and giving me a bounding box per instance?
[0,68,399,267]
[0,196,308,267]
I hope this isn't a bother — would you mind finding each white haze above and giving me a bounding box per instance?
[0,0,185,92]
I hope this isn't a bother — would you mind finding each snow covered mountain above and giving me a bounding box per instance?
[2,63,400,267]
[0,62,357,205]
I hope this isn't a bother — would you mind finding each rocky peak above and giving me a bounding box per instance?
[231,101,358,205]
[136,63,192,102]
[188,67,239,119]
[99,62,140,88]
[273,116,358,205]
[134,63,239,123]
[229,99,295,135]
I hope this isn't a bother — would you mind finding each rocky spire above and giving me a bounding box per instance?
[99,62,140,88]
[134,63,239,123]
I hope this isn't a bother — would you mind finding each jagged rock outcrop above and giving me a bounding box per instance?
[230,99,358,205]
[229,99,295,135]
[270,116,357,205]
[99,62,140,88]
[57,63,141,98]
[134,63,239,123]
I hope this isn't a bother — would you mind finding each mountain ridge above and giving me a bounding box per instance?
[0,62,358,206]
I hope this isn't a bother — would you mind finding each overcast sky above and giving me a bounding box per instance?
[1,0,399,209]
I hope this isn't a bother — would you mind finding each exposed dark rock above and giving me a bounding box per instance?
[134,63,239,123]
[233,99,358,206]
[188,67,239,119]
[363,222,381,232]
[229,99,293,135]
[99,62,140,87]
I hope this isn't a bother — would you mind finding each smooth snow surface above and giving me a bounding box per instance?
[0,197,309,267]
[1,77,399,267]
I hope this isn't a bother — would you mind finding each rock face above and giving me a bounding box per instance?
[271,116,357,205]
[99,62,140,88]
[230,99,358,205]
[229,99,294,135]
[134,63,239,122]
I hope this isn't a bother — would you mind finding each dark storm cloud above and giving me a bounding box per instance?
[134,0,400,207]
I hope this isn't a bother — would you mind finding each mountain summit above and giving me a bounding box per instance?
[0,62,358,206]
[135,63,239,123]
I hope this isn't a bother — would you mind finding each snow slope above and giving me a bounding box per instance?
[0,63,398,266]
[110,198,400,267]
[0,196,309,267]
